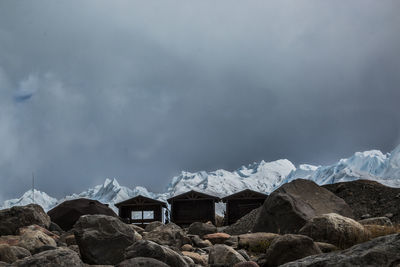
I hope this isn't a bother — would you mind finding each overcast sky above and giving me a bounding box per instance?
[0,0,399,201]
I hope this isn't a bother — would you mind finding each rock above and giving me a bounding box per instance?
[0,244,31,263]
[129,224,145,235]
[203,233,231,244]
[359,216,393,226]
[124,240,188,267]
[0,262,7,266]
[182,255,194,265]
[237,249,250,261]
[12,247,84,267]
[18,227,57,253]
[315,242,338,253]
[31,245,57,255]
[145,221,164,232]
[298,213,369,249]
[215,214,224,227]
[234,261,260,267]
[117,257,170,267]
[0,236,20,247]
[144,223,189,248]
[263,234,322,267]
[182,251,207,265]
[73,215,136,265]
[0,204,51,236]
[224,208,261,235]
[253,179,353,234]
[323,180,400,223]
[189,235,211,248]
[19,225,59,242]
[281,233,400,267]
[188,222,217,237]
[67,245,80,256]
[48,222,63,233]
[238,233,279,253]
[47,198,118,231]
[209,244,246,266]
[64,234,76,246]
[181,244,193,251]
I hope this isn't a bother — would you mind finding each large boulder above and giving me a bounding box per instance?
[188,222,217,237]
[124,240,188,267]
[145,221,164,232]
[0,244,30,263]
[281,233,400,267]
[47,198,117,231]
[323,179,400,223]
[299,213,369,249]
[73,214,136,265]
[253,179,353,234]
[117,257,170,267]
[224,207,261,235]
[238,233,280,253]
[144,223,189,247]
[182,251,207,266]
[12,247,84,267]
[262,234,322,267]
[208,244,246,266]
[0,204,51,236]
[18,227,57,253]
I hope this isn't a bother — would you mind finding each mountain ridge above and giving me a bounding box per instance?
[2,145,400,213]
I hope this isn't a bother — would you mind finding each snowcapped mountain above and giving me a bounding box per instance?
[2,144,400,213]
[58,178,159,212]
[167,159,296,197]
[0,189,57,211]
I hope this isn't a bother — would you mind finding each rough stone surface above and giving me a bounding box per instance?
[144,223,188,247]
[0,244,31,263]
[47,198,117,231]
[315,242,338,253]
[117,257,170,267]
[12,247,84,267]
[224,208,261,235]
[203,233,231,244]
[19,225,59,242]
[281,233,400,267]
[234,261,260,267]
[129,224,145,235]
[145,221,164,232]
[299,213,369,249]
[190,235,213,248]
[181,244,193,251]
[238,233,279,253]
[359,216,393,226]
[0,236,21,247]
[263,234,322,267]
[18,227,57,253]
[73,214,136,265]
[0,205,51,236]
[253,179,353,234]
[182,251,207,265]
[188,222,217,237]
[208,244,246,266]
[323,180,400,223]
[124,240,188,267]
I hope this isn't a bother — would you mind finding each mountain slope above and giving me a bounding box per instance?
[1,189,57,211]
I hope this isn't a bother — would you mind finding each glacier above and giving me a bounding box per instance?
[2,144,400,213]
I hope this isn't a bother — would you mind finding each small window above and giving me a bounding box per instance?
[143,211,154,219]
[132,211,142,220]
[131,210,154,220]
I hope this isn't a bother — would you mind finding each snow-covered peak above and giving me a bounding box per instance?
[1,189,57,212]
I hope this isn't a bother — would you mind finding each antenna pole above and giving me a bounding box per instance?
[32,172,35,204]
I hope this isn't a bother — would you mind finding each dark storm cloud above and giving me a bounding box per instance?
[0,0,400,200]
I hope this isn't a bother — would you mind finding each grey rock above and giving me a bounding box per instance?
[253,179,353,234]
[145,221,164,232]
[144,223,189,248]
[73,215,136,265]
[208,244,246,267]
[0,205,51,236]
[359,216,393,226]
[117,257,170,267]
[0,244,30,263]
[124,240,188,267]
[281,233,400,267]
[188,222,217,237]
[12,247,84,267]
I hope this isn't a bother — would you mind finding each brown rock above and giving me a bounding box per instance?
[180,244,193,251]
[299,213,370,249]
[0,244,31,263]
[315,242,339,253]
[203,232,231,244]
[253,179,354,234]
[182,251,207,266]
[238,233,279,253]
[18,227,57,253]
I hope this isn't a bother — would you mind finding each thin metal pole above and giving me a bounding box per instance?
[32,172,35,204]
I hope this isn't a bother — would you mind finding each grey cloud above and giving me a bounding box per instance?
[0,0,399,199]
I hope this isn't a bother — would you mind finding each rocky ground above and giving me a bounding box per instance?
[1,179,400,266]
